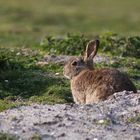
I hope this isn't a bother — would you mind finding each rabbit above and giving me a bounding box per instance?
[63,39,137,104]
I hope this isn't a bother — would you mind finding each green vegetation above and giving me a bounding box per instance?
[97,119,112,126]
[0,47,72,111]
[0,132,17,140]
[127,114,140,124]
[31,134,42,140]
[41,33,140,57]
[0,0,140,111]
[40,34,88,55]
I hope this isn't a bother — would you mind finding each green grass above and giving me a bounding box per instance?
[0,132,17,140]
[0,48,72,111]
[0,99,28,112]
[30,134,41,140]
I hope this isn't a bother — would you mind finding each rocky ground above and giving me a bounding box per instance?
[0,91,140,140]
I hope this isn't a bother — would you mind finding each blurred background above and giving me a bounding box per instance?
[0,0,140,47]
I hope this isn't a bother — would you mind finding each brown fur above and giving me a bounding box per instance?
[63,40,137,104]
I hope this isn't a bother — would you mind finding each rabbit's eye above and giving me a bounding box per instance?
[71,61,77,66]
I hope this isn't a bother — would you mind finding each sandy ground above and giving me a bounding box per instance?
[0,91,140,140]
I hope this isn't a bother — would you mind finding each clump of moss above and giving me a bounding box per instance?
[127,114,140,124]
[30,134,42,140]
[0,99,28,112]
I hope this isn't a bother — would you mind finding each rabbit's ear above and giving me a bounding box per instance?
[84,39,100,61]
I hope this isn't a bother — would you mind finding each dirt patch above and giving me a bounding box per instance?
[37,54,112,65]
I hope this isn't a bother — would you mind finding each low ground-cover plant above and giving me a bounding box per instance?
[41,33,140,58]
[0,132,17,140]
[127,114,140,124]
[100,32,140,58]
[40,34,89,55]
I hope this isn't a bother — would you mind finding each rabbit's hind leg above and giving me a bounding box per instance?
[86,85,114,104]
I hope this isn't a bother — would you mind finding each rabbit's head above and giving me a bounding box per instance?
[63,39,99,79]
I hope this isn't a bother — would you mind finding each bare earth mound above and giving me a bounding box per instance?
[0,91,140,140]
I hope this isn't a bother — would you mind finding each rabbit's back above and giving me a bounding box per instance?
[71,68,137,104]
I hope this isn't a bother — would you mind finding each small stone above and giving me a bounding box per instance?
[48,108,51,111]
[16,52,20,55]
[98,119,104,124]
[85,138,90,140]
[4,80,9,83]
[59,133,66,137]
[36,61,48,66]
[22,129,26,133]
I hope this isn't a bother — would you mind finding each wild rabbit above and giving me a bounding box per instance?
[63,39,137,104]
